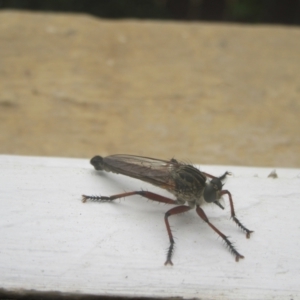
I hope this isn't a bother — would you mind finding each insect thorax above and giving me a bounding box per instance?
[171,165,206,206]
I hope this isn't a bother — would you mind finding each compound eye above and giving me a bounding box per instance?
[203,184,217,203]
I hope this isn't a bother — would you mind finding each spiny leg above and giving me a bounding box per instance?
[196,205,244,262]
[82,191,177,204]
[201,171,253,238]
[220,190,253,238]
[164,205,192,266]
[83,191,186,265]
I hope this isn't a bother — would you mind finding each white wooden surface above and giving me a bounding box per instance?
[1,155,300,299]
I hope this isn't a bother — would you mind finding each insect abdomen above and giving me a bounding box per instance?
[90,156,105,170]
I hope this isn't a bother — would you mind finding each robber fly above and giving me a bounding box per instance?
[82,154,253,265]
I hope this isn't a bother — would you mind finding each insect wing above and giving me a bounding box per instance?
[103,154,177,189]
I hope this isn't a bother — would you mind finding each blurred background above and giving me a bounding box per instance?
[1,0,300,24]
[0,1,299,167]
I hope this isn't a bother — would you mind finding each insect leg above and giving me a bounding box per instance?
[82,191,177,204]
[164,205,192,266]
[220,190,253,238]
[196,205,244,262]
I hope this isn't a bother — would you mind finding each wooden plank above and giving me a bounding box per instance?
[0,155,300,299]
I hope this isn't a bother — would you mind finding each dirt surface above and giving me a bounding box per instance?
[1,10,299,167]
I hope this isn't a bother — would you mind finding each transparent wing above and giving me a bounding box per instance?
[101,154,179,189]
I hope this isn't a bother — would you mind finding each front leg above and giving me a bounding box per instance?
[221,190,253,238]
[196,205,244,262]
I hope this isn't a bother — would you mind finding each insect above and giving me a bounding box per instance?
[82,154,253,265]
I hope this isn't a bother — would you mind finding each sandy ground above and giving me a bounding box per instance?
[1,10,299,167]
